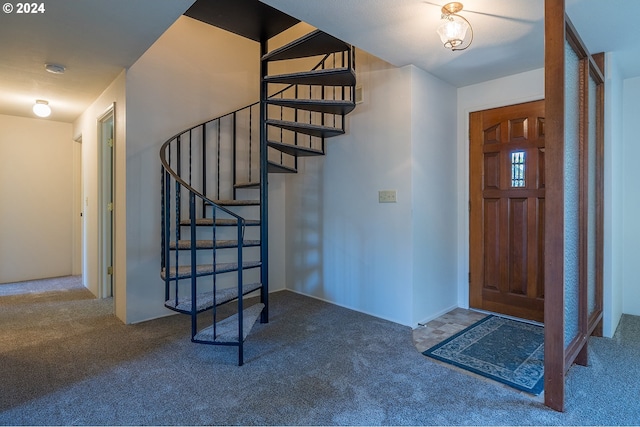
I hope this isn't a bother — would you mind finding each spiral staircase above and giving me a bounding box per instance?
[159,18,356,365]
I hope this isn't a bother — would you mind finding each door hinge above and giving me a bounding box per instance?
[107,266,113,275]
[469,200,471,212]
[107,202,113,211]
[107,138,114,148]
[468,272,471,283]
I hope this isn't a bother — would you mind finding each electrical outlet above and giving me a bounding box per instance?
[378,190,397,203]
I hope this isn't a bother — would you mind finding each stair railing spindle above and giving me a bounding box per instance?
[188,130,192,187]
[237,217,244,366]
[174,136,181,307]
[162,167,171,303]
[202,124,207,215]
[294,85,299,148]
[212,205,217,339]
[248,108,253,184]
[175,136,181,242]
[160,165,165,273]
[232,112,237,199]
[189,192,197,338]
[216,121,221,200]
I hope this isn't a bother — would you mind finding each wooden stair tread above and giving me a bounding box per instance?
[193,303,265,343]
[213,199,260,206]
[164,282,262,314]
[267,98,356,115]
[267,119,344,138]
[262,30,350,62]
[268,140,324,157]
[264,68,355,87]
[161,261,261,280]
[169,239,260,250]
[234,182,260,189]
[268,161,298,174]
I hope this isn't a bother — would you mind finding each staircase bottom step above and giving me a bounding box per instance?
[193,303,264,344]
[164,282,262,314]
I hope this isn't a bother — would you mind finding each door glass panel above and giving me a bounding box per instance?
[511,151,526,187]
[564,39,580,348]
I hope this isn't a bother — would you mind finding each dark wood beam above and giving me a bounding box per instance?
[544,0,566,413]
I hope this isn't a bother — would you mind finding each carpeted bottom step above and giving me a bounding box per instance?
[193,303,265,343]
[164,282,262,313]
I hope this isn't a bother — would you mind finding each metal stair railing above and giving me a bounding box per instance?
[160,126,254,356]
[158,31,355,365]
[265,50,355,171]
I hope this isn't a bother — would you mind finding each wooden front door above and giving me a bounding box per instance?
[469,100,545,323]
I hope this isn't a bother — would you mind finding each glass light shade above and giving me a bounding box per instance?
[33,100,51,117]
[437,16,469,49]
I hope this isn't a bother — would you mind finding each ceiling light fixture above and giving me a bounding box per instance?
[33,100,51,118]
[437,2,473,51]
[45,63,66,74]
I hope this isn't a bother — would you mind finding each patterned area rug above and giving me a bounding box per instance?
[423,315,544,395]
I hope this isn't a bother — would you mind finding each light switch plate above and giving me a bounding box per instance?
[378,190,397,203]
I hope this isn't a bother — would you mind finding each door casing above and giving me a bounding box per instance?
[98,104,115,299]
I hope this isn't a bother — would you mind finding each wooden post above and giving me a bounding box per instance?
[544,0,566,412]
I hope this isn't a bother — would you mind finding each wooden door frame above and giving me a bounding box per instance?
[544,0,604,411]
[98,103,116,300]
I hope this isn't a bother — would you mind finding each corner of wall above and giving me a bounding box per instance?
[408,65,459,326]
[602,52,623,337]
[73,70,127,320]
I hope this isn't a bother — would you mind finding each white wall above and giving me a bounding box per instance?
[73,71,127,320]
[285,52,458,327]
[456,68,545,308]
[124,16,271,323]
[0,114,74,283]
[603,53,624,336]
[621,75,640,316]
[410,66,458,326]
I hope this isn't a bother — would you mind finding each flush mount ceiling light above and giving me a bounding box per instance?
[437,2,473,51]
[45,63,66,74]
[33,100,51,117]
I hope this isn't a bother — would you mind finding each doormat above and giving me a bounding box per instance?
[423,315,544,395]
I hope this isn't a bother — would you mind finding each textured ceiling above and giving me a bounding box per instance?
[566,0,640,79]
[1,0,639,123]
[262,0,640,86]
[261,0,544,87]
[0,0,194,122]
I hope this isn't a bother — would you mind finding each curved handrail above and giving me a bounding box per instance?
[160,138,245,221]
[158,52,338,217]
[160,43,356,221]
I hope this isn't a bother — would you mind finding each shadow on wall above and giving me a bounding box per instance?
[290,158,325,298]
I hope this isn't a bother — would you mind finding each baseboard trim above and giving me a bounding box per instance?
[284,288,410,327]
[414,304,458,330]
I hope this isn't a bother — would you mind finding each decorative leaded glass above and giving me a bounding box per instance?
[511,151,526,187]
